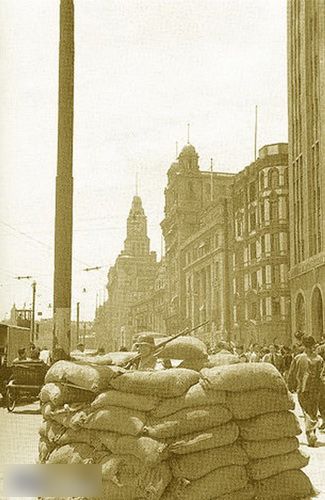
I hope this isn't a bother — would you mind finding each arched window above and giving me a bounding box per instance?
[260,171,265,190]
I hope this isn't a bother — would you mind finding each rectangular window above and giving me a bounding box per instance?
[261,235,265,255]
[251,271,257,289]
[271,233,279,254]
[250,210,256,231]
[249,182,256,202]
[250,242,257,260]
[272,298,281,317]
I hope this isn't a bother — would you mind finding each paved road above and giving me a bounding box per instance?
[0,397,324,499]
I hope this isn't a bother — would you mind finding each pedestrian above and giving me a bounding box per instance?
[316,337,325,431]
[13,347,28,363]
[288,335,324,447]
[76,343,85,353]
[262,344,284,373]
[248,343,261,362]
[282,346,293,382]
[30,347,41,360]
[39,346,51,365]
[235,345,249,363]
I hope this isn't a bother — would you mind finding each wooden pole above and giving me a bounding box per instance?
[53,0,74,354]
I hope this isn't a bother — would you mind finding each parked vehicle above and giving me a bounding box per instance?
[0,323,31,400]
[6,360,48,412]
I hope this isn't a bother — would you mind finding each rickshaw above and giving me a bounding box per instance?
[6,360,48,412]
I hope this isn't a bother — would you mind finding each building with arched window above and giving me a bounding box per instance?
[288,0,325,339]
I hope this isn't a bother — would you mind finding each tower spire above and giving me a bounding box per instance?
[187,123,190,144]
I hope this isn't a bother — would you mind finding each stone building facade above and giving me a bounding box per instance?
[287,0,325,339]
[232,144,291,346]
[180,176,234,346]
[95,195,158,350]
[130,260,167,336]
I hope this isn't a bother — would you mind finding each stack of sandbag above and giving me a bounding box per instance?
[156,383,252,499]
[201,363,316,499]
[39,360,316,500]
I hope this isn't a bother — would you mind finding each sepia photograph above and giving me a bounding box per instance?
[0,0,324,498]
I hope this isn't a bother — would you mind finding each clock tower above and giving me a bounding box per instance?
[124,195,150,256]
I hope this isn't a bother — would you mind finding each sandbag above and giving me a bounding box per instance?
[242,436,299,460]
[147,405,232,440]
[150,383,226,419]
[46,407,87,429]
[226,388,294,420]
[39,419,64,442]
[177,358,208,371]
[47,443,95,464]
[45,360,123,392]
[98,433,167,465]
[91,389,159,412]
[101,459,171,500]
[247,449,309,481]
[70,354,113,365]
[200,363,286,393]
[207,353,240,367]
[110,368,200,398]
[170,443,248,480]
[40,382,95,407]
[254,469,316,499]
[38,437,54,463]
[80,407,146,436]
[169,421,239,455]
[239,411,301,441]
[213,484,256,500]
[55,427,103,449]
[159,336,208,360]
[164,465,248,500]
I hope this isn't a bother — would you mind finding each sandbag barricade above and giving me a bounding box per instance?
[39,360,316,499]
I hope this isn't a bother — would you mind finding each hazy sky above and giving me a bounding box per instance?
[0,0,287,321]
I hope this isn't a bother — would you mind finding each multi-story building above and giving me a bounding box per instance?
[130,260,167,335]
[232,144,291,346]
[287,0,325,338]
[96,195,158,350]
[180,174,234,346]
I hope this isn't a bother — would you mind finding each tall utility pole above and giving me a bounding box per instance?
[53,0,74,354]
[76,301,80,343]
[31,281,36,342]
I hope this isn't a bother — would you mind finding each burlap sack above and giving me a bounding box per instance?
[254,469,316,499]
[146,405,232,440]
[159,336,208,360]
[46,407,87,429]
[212,484,256,500]
[226,388,294,420]
[162,483,255,500]
[200,363,286,393]
[39,419,64,442]
[101,458,171,500]
[110,368,200,398]
[242,436,299,460]
[247,449,309,481]
[169,421,239,455]
[45,360,123,392]
[163,465,248,500]
[80,407,146,436]
[150,383,226,419]
[239,411,301,441]
[207,353,240,367]
[91,389,159,412]
[38,437,54,463]
[170,443,248,480]
[47,443,96,464]
[40,382,95,407]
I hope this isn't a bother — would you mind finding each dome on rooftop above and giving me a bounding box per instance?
[179,143,198,156]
